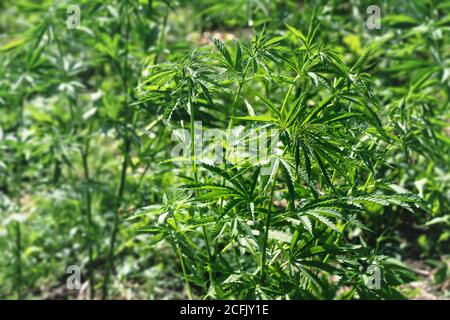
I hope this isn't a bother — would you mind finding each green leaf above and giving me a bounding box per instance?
[286,24,307,45]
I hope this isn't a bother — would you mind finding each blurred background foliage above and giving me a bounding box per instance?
[0,0,448,299]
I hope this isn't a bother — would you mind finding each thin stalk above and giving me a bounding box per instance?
[189,100,198,182]
[362,143,394,193]
[172,215,193,299]
[188,98,214,295]
[280,74,300,115]
[217,61,252,213]
[226,61,252,139]
[154,6,168,65]
[102,139,130,299]
[14,95,25,299]
[102,1,132,299]
[261,177,276,282]
[54,24,97,298]
[81,128,95,299]
[14,221,22,299]
[176,245,193,299]
[52,23,77,131]
[214,61,251,280]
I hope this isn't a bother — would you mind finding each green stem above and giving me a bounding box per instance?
[261,177,276,282]
[226,61,252,140]
[55,21,97,298]
[215,61,251,280]
[102,140,130,299]
[188,99,215,294]
[14,95,25,299]
[176,245,193,299]
[280,74,299,115]
[154,6,168,65]
[81,130,95,299]
[217,61,251,213]
[15,221,22,299]
[172,214,194,299]
[102,1,132,299]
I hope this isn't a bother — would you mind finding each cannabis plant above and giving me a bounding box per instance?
[136,15,433,299]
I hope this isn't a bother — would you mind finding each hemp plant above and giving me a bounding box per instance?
[136,17,427,299]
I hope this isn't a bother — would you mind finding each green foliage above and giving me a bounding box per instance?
[0,0,448,300]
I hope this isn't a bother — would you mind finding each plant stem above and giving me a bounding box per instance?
[172,214,194,299]
[102,139,130,299]
[261,177,276,282]
[280,74,299,115]
[218,61,251,209]
[176,245,193,299]
[188,98,215,294]
[226,61,252,139]
[81,129,95,299]
[15,221,22,299]
[213,61,252,285]
[102,1,132,299]
[154,6,168,65]
[13,95,25,299]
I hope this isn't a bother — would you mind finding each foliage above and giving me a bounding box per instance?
[0,0,448,299]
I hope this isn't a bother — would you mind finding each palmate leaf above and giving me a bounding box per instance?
[288,216,315,236]
[200,163,246,194]
[233,115,278,123]
[212,37,234,69]
[341,94,383,129]
[261,35,288,49]
[298,260,337,274]
[188,215,216,228]
[300,193,427,215]
[284,94,307,128]
[299,215,313,235]
[305,211,340,233]
[261,157,280,193]
[252,89,282,119]
[351,44,375,72]
[4,0,446,301]
[147,232,167,247]
[280,159,296,211]
[234,41,243,71]
[310,149,336,193]
[300,93,335,128]
[289,192,427,235]
[347,193,428,212]
[286,24,307,46]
